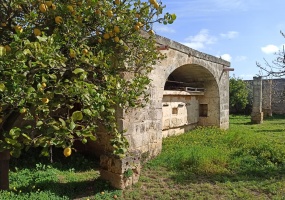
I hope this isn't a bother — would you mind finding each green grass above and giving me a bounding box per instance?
[2,115,285,199]
[123,115,285,199]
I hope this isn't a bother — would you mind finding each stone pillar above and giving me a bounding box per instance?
[262,79,272,117]
[0,150,10,190]
[99,151,141,189]
[251,76,263,124]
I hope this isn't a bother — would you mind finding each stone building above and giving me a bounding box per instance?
[93,35,231,189]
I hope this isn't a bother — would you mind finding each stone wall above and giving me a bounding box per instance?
[246,78,285,115]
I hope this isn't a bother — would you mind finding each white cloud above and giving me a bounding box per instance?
[261,44,279,54]
[220,53,232,62]
[154,25,176,33]
[182,29,217,50]
[220,31,239,39]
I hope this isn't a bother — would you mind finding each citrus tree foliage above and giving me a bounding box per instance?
[229,77,249,113]
[0,0,176,158]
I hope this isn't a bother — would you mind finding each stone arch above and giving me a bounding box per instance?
[160,63,220,138]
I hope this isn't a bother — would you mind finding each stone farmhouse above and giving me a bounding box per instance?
[87,35,232,189]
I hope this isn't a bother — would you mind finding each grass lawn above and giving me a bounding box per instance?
[1,115,285,199]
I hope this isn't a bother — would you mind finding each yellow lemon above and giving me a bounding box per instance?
[114,36,120,43]
[149,0,156,4]
[39,4,48,13]
[115,0,120,5]
[82,49,88,55]
[63,147,72,157]
[134,25,140,31]
[14,25,23,33]
[137,22,143,27]
[41,82,47,88]
[67,5,74,12]
[114,26,120,33]
[42,98,49,104]
[154,2,159,9]
[51,4,56,10]
[55,16,63,24]
[33,28,41,36]
[148,29,155,35]
[4,45,11,52]
[103,33,110,39]
[107,10,113,17]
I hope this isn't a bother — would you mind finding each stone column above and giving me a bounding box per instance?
[262,79,272,117]
[251,76,263,123]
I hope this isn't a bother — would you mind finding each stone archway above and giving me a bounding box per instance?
[161,64,220,138]
[98,35,231,189]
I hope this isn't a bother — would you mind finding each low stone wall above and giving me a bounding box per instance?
[162,90,203,138]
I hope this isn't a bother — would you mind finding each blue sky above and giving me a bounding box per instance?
[153,0,285,80]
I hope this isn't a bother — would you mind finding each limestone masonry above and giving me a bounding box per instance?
[89,35,231,189]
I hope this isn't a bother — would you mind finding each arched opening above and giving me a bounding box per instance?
[162,64,220,138]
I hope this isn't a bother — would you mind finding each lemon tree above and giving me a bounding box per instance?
[0,0,176,159]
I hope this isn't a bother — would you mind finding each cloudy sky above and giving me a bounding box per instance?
[153,0,285,80]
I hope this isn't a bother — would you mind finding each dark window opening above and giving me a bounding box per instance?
[199,104,208,117]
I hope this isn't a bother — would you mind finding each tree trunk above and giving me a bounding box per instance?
[0,150,10,190]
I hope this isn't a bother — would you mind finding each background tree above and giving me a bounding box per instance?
[229,76,250,114]
[0,0,176,190]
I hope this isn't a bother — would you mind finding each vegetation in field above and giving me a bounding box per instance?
[2,115,285,199]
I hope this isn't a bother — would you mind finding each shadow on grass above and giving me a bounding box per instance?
[13,178,121,199]
[166,162,285,184]
[168,166,285,185]
[9,147,100,172]
[255,129,285,133]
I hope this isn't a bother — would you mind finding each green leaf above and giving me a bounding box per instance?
[83,109,92,116]
[36,121,44,126]
[9,128,21,139]
[89,135,97,141]
[72,111,83,121]
[69,121,76,130]
[73,68,85,74]
[59,118,66,127]
[22,134,31,140]
[5,138,18,145]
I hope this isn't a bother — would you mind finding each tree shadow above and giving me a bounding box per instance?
[9,147,100,172]
[13,178,120,199]
[168,166,285,185]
